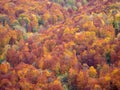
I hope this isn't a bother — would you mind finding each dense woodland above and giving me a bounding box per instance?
[0,0,120,90]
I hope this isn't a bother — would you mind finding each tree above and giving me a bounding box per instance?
[0,14,9,26]
[0,62,10,73]
[76,71,88,89]
[89,66,97,78]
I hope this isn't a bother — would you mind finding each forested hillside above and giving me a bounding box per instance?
[0,0,120,90]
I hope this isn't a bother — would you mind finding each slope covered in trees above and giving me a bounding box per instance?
[0,0,120,90]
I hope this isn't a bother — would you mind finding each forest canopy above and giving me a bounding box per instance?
[0,0,120,90]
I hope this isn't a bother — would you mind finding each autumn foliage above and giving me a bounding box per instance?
[0,0,120,90]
